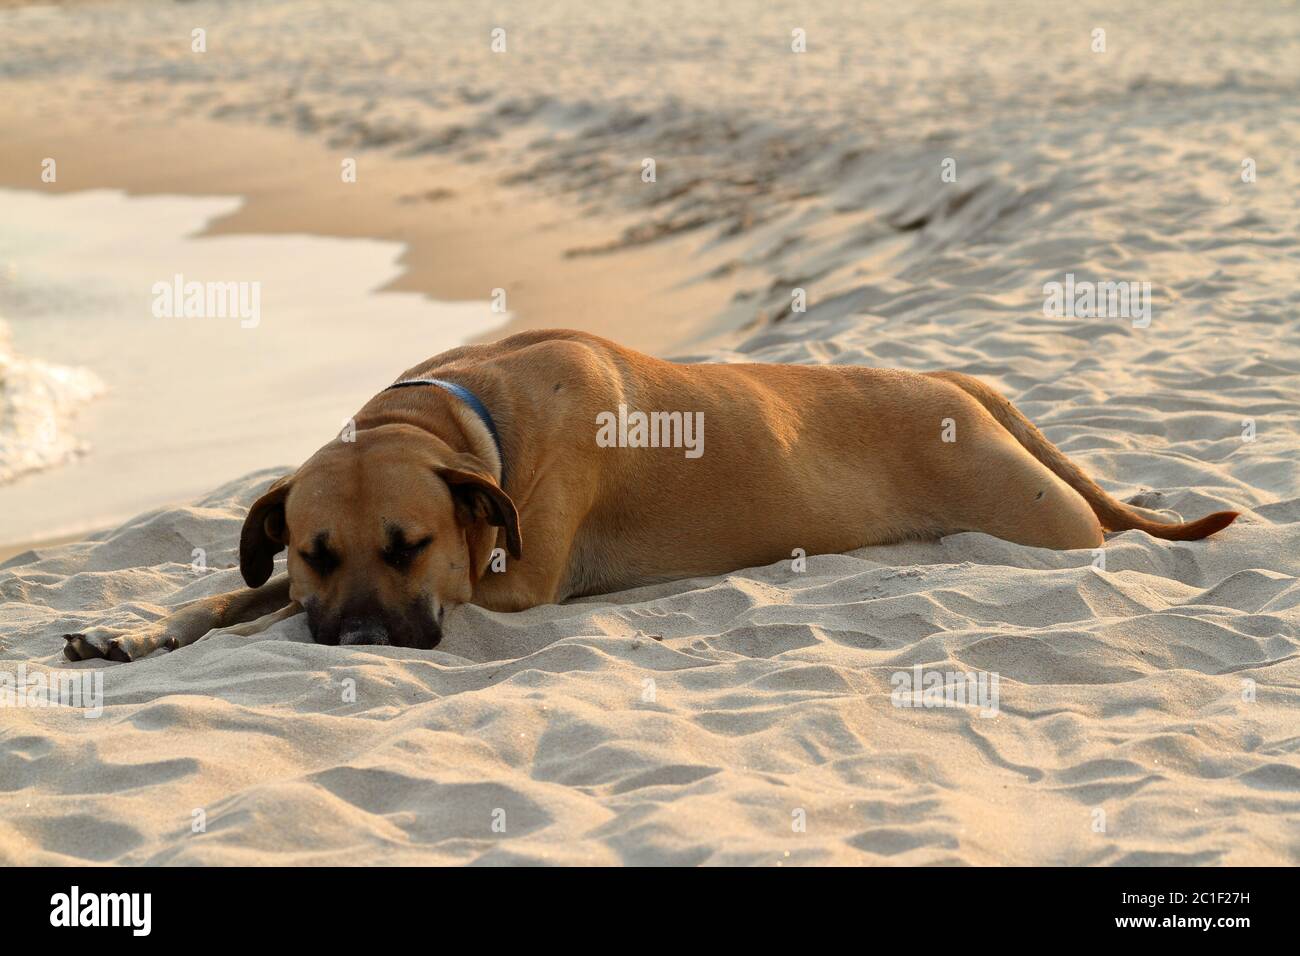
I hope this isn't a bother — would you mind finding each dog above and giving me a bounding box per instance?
[63,328,1239,662]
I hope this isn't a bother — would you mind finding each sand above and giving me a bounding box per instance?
[1,0,1298,865]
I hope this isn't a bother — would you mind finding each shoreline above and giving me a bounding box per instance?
[0,103,747,355]
[0,101,750,556]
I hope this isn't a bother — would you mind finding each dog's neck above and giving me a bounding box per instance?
[366,379,505,485]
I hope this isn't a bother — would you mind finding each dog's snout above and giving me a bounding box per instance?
[338,616,390,646]
[306,599,443,650]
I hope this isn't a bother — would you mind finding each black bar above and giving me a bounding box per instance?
[1,866,1282,941]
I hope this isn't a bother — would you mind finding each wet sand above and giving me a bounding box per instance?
[0,111,742,354]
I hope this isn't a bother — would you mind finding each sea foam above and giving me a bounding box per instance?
[0,318,104,485]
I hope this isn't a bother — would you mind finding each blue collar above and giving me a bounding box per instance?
[385,378,505,484]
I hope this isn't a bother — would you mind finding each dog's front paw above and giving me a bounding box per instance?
[63,625,165,663]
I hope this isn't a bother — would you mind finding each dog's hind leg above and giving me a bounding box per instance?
[914,378,1104,550]
[63,573,293,663]
[925,370,1239,540]
[945,432,1106,550]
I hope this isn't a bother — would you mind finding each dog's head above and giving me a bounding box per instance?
[239,423,520,648]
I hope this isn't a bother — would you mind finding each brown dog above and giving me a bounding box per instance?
[63,328,1239,662]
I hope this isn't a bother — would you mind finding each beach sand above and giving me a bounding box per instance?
[1,0,1298,865]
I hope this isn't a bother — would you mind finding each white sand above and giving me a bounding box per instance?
[1,0,1298,865]
[2,306,1296,863]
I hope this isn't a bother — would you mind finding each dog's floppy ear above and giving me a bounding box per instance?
[437,467,522,559]
[240,473,294,587]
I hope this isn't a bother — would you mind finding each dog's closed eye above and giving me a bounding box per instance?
[299,545,340,577]
[382,534,432,571]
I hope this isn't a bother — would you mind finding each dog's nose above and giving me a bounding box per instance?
[337,617,389,646]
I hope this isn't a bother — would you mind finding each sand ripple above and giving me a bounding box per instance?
[1,462,1296,865]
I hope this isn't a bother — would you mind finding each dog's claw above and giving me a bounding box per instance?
[63,629,116,662]
[63,634,92,662]
[60,625,159,662]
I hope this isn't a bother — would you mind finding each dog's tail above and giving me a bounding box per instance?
[925,371,1239,541]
